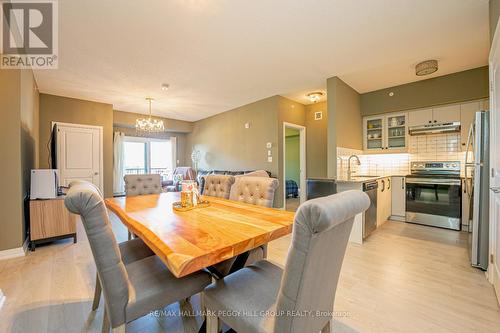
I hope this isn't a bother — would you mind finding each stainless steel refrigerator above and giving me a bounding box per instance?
[464,111,490,270]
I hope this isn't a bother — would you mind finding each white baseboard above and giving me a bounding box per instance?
[490,262,500,306]
[0,245,26,261]
[0,289,5,310]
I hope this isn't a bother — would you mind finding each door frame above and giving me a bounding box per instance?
[488,19,500,303]
[52,121,104,192]
[283,122,306,208]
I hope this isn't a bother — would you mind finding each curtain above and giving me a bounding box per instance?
[113,131,125,195]
[170,136,177,169]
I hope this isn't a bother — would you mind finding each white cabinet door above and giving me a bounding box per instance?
[56,123,103,192]
[408,108,433,127]
[386,112,408,151]
[460,101,481,150]
[385,177,392,219]
[432,104,460,123]
[391,176,406,218]
[364,116,385,151]
[377,178,390,226]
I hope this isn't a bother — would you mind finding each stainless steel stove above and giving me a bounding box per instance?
[405,161,462,230]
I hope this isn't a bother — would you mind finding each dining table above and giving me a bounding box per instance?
[105,192,295,278]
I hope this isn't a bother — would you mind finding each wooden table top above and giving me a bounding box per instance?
[105,192,295,278]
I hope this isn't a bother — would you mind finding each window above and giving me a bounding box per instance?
[123,137,174,179]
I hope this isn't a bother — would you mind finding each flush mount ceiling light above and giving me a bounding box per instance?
[415,60,438,76]
[135,97,165,133]
[306,91,324,103]
[161,83,170,91]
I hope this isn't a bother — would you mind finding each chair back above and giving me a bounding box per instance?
[203,175,235,199]
[274,190,370,333]
[64,181,129,327]
[124,174,162,196]
[229,176,278,207]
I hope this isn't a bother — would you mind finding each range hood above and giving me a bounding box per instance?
[408,122,461,136]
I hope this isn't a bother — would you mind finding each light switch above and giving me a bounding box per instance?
[244,122,250,129]
[268,156,273,163]
[267,150,271,156]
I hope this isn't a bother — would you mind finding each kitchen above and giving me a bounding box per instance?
[335,97,490,271]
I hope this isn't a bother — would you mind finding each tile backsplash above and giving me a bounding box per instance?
[337,133,467,179]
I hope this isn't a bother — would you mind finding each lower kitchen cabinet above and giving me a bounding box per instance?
[391,176,406,221]
[377,177,392,226]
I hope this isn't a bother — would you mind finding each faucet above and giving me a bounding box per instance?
[347,155,361,180]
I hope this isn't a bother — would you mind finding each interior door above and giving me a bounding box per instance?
[489,22,500,303]
[56,123,103,192]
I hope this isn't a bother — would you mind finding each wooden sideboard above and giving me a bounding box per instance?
[29,197,77,250]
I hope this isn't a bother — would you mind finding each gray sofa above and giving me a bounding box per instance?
[197,169,272,194]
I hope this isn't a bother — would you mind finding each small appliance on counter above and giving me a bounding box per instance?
[30,169,59,199]
[405,161,462,230]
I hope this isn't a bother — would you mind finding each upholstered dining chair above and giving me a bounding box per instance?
[229,176,279,208]
[124,174,162,239]
[203,190,370,333]
[65,181,211,333]
[202,174,235,199]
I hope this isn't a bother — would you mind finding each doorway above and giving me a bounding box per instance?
[283,122,306,211]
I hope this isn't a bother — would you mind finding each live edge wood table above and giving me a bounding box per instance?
[105,192,295,278]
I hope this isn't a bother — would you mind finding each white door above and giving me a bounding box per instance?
[56,123,103,192]
[489,22,500,303]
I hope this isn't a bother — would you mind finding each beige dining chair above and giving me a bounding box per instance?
[203,190,370,333]
[202,174,235,198]
[124,174,162,239]
[65,181,212,333]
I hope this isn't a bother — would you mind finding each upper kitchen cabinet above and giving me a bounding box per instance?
[363,112,408,152]
[408,105,460,126]
[432,104,460,123]
[460,101,481,150]
[408,108,433,126]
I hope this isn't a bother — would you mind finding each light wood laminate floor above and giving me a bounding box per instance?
[0,216,499,333]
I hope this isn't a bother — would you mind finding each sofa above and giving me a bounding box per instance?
[197,169,272,195]
[162,167,197,192]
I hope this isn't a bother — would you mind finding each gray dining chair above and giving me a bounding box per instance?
[203,190,370,333]
[124,174,162,239]
[65,181,211,333]
[229,176,279,208]
[202,174,235,198]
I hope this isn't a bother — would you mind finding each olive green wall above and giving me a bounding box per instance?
[39,94,114,198]
[285,133,300,184]
[186,96,280,201]
[327,77,362,178]
[0,69,39,251]
[360,66,489,116]
[491,0,500,43]
[305,101,328,179]
[113,110,193,166]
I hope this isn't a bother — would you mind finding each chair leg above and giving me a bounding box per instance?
[321,319,332,333]
[206,310,219,333]
[111,325,126,333]
[92,273,102,311]
[101,307,110,333]
[127,230,132,240]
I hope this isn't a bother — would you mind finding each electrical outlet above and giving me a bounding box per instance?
[268,156,272,163]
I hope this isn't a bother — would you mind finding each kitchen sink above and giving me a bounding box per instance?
[351,175,380,178]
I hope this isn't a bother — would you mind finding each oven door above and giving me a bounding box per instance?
[405,177,462,230]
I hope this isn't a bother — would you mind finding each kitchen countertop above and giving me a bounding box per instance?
[336,175,390,184]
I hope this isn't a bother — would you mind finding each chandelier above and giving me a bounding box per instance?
[135,97,165,133]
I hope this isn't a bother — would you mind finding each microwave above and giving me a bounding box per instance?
[30,169,59,199]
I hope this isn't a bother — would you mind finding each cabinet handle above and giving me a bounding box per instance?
[402,177,405,189]
[387,178,391,189]
[434,120,437,123]
[428,120,432,123]
[381,180,385,192]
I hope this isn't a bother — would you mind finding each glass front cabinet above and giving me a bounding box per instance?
[363,112,408,152]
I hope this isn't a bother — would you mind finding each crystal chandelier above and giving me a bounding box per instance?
[135,97,165,133]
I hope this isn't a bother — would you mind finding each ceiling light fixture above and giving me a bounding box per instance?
[161,83,170,91]
[306,91,324,103]
[135,97,165,134]
[415,60,438,76]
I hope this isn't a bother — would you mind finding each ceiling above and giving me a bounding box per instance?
[34,0,490,122]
